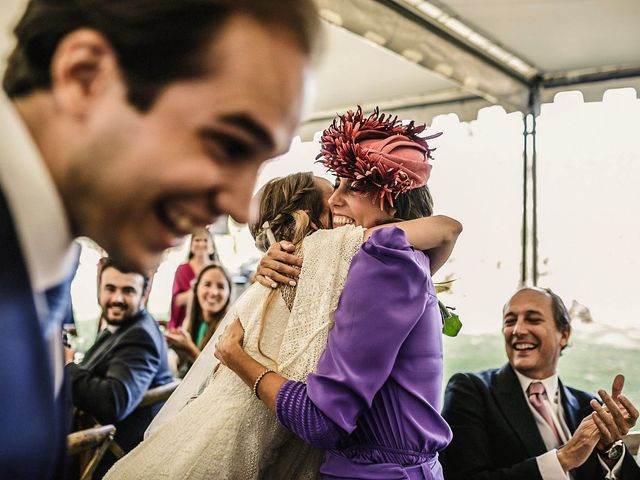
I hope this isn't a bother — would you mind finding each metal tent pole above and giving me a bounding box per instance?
[522,84,541,286]
[531,112,539,286]
[521,114,528,286]
[530,85,540,286]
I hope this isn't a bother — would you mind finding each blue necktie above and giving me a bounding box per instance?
[44,277,74,326]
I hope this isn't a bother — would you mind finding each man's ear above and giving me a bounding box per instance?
[50,28,121,119]
[560,325,571,348]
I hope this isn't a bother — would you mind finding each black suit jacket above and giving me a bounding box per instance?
[66,309,172,475]
[441,364,640,480]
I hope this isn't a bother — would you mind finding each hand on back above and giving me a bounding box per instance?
[255,241,302,289]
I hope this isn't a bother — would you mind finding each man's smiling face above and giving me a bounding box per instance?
[98,267,145,326]
[502,288,570,379]
[61,15,310,273]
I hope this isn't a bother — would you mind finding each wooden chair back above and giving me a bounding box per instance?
[67,424,116,480]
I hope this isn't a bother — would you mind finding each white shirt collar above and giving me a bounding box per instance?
[514,368,560,403]
[106,324,119,334]
[0,90,77,292]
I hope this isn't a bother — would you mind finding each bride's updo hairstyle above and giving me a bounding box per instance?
[249,171,328,363]
[250,172,326,252]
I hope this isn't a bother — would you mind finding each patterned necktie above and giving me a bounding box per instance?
[528,381,562,446]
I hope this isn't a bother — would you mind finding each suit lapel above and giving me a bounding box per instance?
[81,329,116,370]
[492,364,548,457]
[81,312,144,370]
[558,378,581,432]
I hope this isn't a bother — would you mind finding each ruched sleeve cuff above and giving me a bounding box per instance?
[276,380,346,449]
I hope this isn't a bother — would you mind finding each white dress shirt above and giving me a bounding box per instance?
[0,90,78,395]
[514,370,624,480]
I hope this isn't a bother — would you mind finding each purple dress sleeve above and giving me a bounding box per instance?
[276,380,346,449]
[277,227,429,442]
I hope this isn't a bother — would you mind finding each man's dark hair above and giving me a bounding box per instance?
[3,0,321,110]
[541,287,571,335]
[100,257,149,291]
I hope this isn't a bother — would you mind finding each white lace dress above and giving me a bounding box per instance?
[104,225,364,480]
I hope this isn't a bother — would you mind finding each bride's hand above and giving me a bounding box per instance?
[214,317,245,367]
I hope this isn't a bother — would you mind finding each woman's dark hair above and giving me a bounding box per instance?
[250,172,326,252]
[187,263,232,350]
[372,184,434,227]
[3,0,321,110]
[392,184,434,221]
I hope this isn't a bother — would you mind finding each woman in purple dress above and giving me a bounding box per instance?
[215,107,457,480]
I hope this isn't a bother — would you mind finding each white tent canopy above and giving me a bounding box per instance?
[302,0,640,138]
[301,0,640,286]
[3,0,639,128]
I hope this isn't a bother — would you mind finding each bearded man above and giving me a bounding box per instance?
[65,258,172,477]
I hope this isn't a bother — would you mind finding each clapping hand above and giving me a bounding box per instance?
[557,415,601,472]
[164,328,193,352]
[590,374,639,450]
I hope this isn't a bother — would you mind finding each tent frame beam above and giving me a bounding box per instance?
[543,64,640,88]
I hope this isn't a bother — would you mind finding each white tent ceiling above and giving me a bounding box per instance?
[2,0,639,135]
[302,0,640,137]
[441,0,640,72]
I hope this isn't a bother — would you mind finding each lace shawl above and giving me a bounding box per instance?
[104,225,363,480]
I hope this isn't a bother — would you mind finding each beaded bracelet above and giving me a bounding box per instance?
[253,368,275,400]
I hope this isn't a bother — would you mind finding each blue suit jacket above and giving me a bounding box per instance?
[0,188,68,479]
[441,363,640,480]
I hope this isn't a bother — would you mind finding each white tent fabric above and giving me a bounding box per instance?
[3,0,639,126]
[301,0,640,137]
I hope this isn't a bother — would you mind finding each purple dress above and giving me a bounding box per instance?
[276,227,452,480]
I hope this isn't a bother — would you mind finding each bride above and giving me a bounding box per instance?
[105,117,459,480]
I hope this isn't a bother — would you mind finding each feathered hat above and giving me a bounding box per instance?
[317,106,441,209]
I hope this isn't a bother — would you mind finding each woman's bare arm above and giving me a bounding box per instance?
[255,216,462,286]
[364,215,462,273]
[174,289,193,308]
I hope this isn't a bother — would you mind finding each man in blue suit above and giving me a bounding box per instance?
[441,287,640,480]
[66,258,172,477]
[0,1,320,478]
